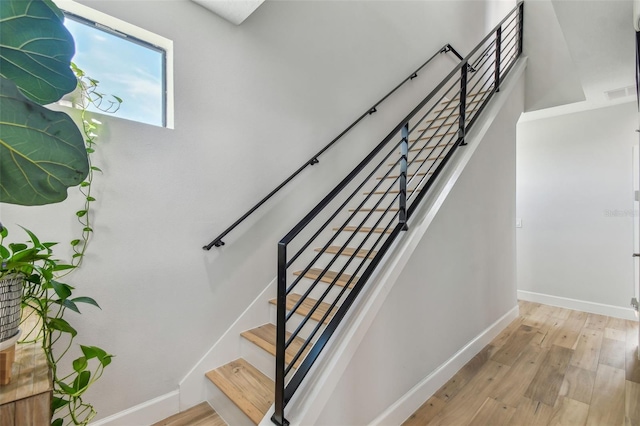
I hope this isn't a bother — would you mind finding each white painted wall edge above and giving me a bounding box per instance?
[89,390,179,426]
[369,305,520,426]
[178,278,275,410]
[280,57,528,426]
[517,290,639,321]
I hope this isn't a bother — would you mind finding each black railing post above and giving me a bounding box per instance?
[459,64,468,146]
[495,25,502,92]
[399,123,409,231]
[518,3,524,55]
[272,242,289,426]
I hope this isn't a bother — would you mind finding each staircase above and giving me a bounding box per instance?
[202,3,523,425]
[205,92,497,425]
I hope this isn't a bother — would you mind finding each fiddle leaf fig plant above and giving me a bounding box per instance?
[0,0,88,206]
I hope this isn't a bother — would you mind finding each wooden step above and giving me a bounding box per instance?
[269,293,334,324]
[334,226,393,234]
[409,130,458,143]
[377,171,432,180]
[293,268,358,288]
[388,154,447,167]
[205,359,273,425]
[364,187,420,196]
[315,246,378,259]
[433,97,484,114]
[409,141,455,153]
[241,323,309,368]
[152,402,226,426]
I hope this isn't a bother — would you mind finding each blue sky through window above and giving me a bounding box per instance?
[64,16,165,127]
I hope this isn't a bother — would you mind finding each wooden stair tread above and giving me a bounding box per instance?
[377,171,432,180]
[409,130,458,143]
[409,141,455,153]
[205,359,273,425]
[388,154,447,167]
[241,323,309,368]
[152,402,226,426]
[269,293,334,324]
[293,267,358,288]
[335,226,393,234]
[315,246,378,259]
[364,187,420,196]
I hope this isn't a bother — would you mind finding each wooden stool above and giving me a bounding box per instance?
[0,345,16,385]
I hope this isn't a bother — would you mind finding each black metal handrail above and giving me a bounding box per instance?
[272,3,524,425]
[203,43,472,250]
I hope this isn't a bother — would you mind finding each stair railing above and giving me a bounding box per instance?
[272,3,524,425]
[203,44,474,250]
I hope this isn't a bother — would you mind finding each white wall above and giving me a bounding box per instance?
[315,66,524,426]
[516,101,637,315]
[0,0,515,420]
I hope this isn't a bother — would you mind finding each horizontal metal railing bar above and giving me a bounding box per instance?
[406,135,459,202]
[284,137,403,270]
[285,152,403,303]
[408,77,461,135]
[285,206,400,376]
[204,43,466,250]
[278,3,524,419]
[285,196,400,355]
[285,174,399,321]
[283,222,404,404]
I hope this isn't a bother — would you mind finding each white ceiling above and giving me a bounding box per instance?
[524,0,636,111]
[190,0,264,25]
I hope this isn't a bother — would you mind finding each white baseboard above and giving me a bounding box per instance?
[90,390,180,426]
[518,290,638,321]
[369,305,520,426]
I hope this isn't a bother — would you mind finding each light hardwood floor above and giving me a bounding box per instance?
[151,402,225,426]
[403,300,640,426]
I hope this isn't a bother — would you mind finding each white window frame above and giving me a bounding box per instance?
[54,0,175,129]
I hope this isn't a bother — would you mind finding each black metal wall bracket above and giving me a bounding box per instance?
[309,158,319,166]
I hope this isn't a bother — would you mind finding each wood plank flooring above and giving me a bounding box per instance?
[404,300,640,426]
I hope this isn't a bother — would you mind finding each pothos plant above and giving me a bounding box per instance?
[0,226,113,426]
[0,0,118,424]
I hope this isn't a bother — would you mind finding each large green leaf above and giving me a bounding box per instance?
[0,77,88,205]
[0,0,76,104]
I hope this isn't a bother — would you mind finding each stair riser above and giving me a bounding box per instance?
[206,381,256,426]
[269,304,326,342]
[240,337,277,381]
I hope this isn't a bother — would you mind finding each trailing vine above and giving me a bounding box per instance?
[67,63,122,270]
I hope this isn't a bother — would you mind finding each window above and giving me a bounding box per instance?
[55,1,174,128]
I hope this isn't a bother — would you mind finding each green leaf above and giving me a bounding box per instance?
[90,166,103,173]
[57,380,75,395]
[100,354,113,367]
[8,243,27,252]
[51,418,64,426]
[0,0,76,104]
[83,227,93,233]
[81,345,107,360]
[20,227,41,246]
[79,181,90,187]
[55,298,80,313]
[86,196,96,202]
[72,296,100,309]
[76,210,87,217]
[52,264,75,271]
[72,356,88,373]
[86,148,95,154]
[51,396,69,411]
[0,77,89,206]
[0,244,9,259]
[48,318,77,337]
[70,239,80,247]
[0,227,7,238]
[51,281,72,299]
[113,95,123,103]
[73,370,91,393]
